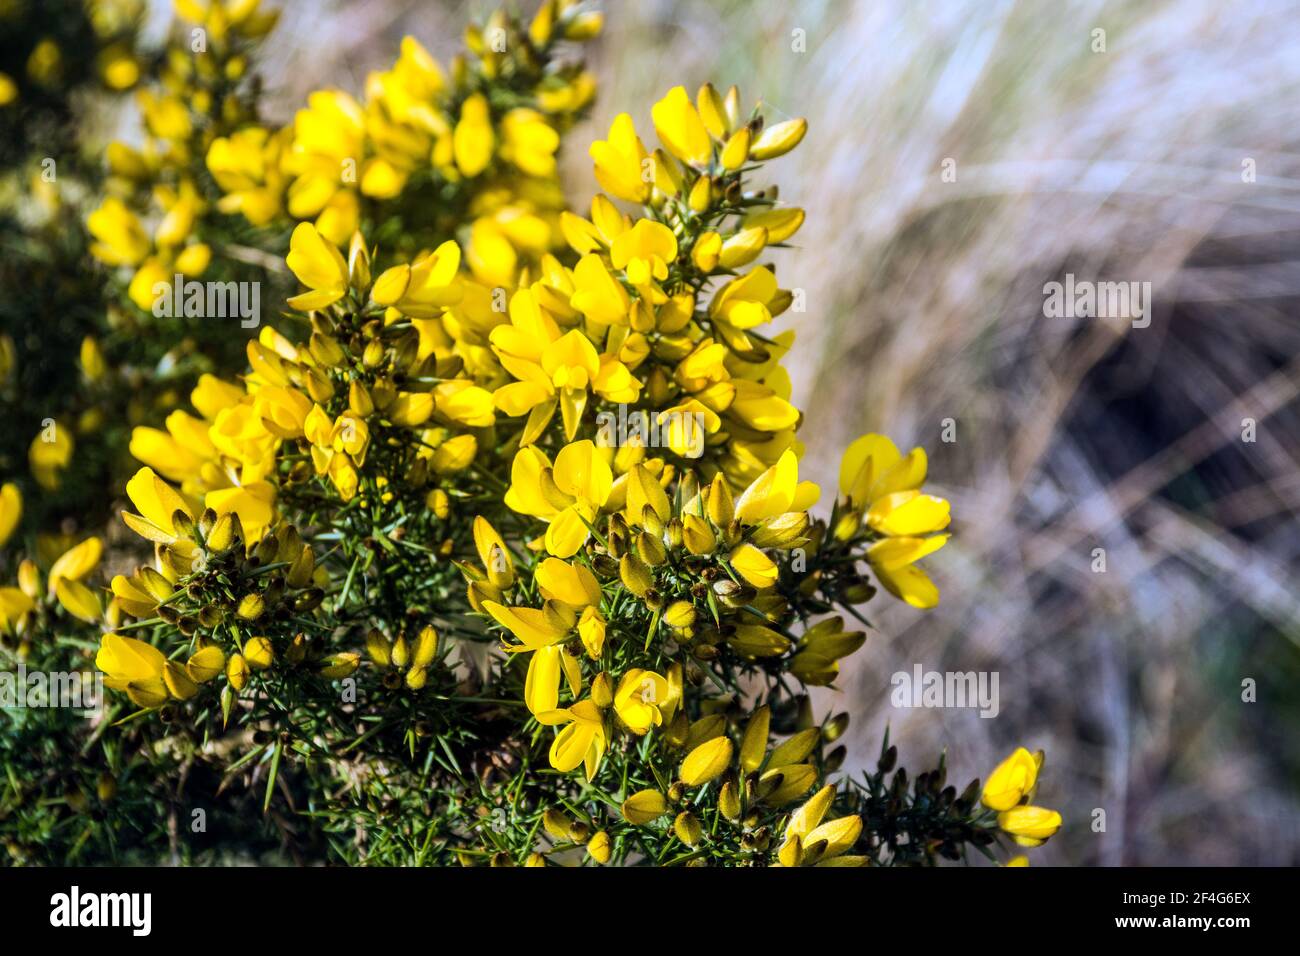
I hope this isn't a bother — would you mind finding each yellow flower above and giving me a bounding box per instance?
[744,206,805,244]
[0,587,34,632]
[500,108,559,177]
[186,645,226,683]
[96,634,170,709]
[47,538,102,596]
[207,126,290,226]
[473,516,515,589]
[998,806,1062,847]
[371,241,463,318]
[483,600,573,652]
[319,652,361,679]
[708,266,783,330]
[865,490,950,537]
[981,747,1041,812]
[80,336,106,382]
[569,253,631,325]
[586,829,612,864]
[729,543,777,590]
[680,735,733,786]
[110,568,173,619]
[503,441,613,557]
[537,699,607,779]
[523,644,579,714]
[285,89,364,227]
[87,197,150,266]
[621,788,669,824]
[778,784,865,866]
[0,483,21,547]
[244,636,274,669]
[453,93,494,177]
[29,421,74,490]
[838,433,927,509]
[491,288,640,441]
[610,219,677,286]
[750,118,808,161]
[866,534,949,609]
[285,222,350,311]
[535,558,601,608]
[651,85,711,166]
[733,449,819,527]
[121,467,194,546]
[589,113,650,204]
[613,668,669,734]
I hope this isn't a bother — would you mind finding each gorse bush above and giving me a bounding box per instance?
[0,0,1060,866]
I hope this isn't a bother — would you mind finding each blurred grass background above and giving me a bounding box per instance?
[155,0,1300,864]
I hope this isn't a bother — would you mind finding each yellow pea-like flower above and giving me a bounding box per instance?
[0,483,20,547]
[96,634,169,709]
[613,668,669,734]
[285,222,350,311]
[121,467,194,545]
[981,747,1040,811]
[453,93,494,177]
[47,538,101,595]
[998,805,1062,846]
[318,652,361,679]
[589,113,650,204]
[55,579,102,624]
[729,543,778,590]
[651,85,712,166]
[865,490,951,537]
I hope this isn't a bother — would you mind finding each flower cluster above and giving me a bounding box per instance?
[88,0,276,310]
[0,1,1060,868]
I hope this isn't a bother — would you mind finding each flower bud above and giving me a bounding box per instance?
[591,671,613,708]
[705,475,733,528]
[664,600,696,630]
[719,777,741,820]
[244,637,274,670]
[586,830,611,864]
[543,808,571,840]
[673,811,702,846]
[236,593,264,621]
[365,628,391,667]
[348,380,374,417]
[636,530,666,567]
[318,652,360,679]
[226,653,249,691]
[619,552,654,597]
[412,625,438,669]
[749,118,807,160]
